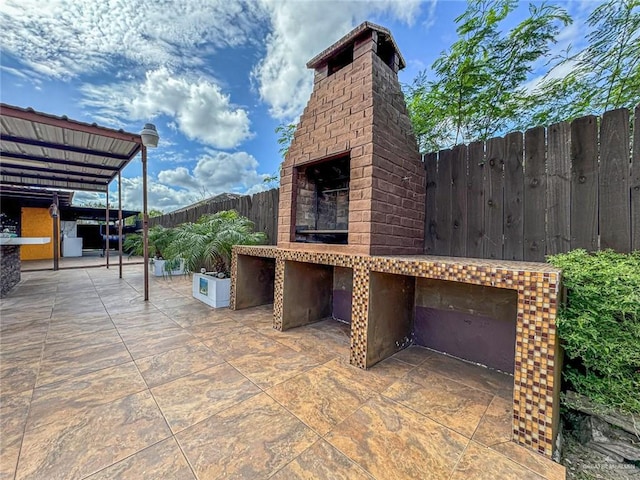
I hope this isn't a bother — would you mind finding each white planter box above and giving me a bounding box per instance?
[151,259,185,277]
[192,274,230,308]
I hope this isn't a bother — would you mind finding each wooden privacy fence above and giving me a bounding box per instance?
[424,105,640,261]
[149,188,279,244]
[150,106,638,260]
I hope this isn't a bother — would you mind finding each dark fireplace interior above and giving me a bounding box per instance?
[295,154,350,244]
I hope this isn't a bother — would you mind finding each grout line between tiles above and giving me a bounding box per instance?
[95,273,200,480]
[11,276,56,480]
[446,439,472,480]
[487,440,558,480]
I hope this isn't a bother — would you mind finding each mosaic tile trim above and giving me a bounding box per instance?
[230,246,562,458]
[273,258,285,331]
[230,246,279,310]
[350,264,370,369]
[233,245,278,258]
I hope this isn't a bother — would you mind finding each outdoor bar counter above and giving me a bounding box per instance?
[0,237,50,296]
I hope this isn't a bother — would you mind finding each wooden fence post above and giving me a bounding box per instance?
[435,149,453,255]
[631,105,640,251]
[546,121,571,256]
[503,131,524,260]
[484,136,505,259]
[424,153,437,254]
[523,127,546,262]
[599,108,631,251]
[570,115,598,251]
[466,141,485,258]
[450,144,468,257]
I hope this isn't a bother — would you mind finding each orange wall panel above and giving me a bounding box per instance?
[20,207,56,260]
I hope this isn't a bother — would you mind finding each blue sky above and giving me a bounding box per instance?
[0,0,595,213]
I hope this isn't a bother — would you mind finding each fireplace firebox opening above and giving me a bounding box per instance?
[294,154,350,245]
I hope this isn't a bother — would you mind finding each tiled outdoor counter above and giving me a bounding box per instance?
[231,245,563,459]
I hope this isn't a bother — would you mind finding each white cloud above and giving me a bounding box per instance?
[422,0,438,30]
[157,167,200,190]
[161,150,266,191]
[72,190,107,207]
[252,0,423,120]
[2,0,427,126]
[73,149,269,212]
[0,0,262,79]
[81,68,252,149]
[0,65,30,80]
[111,150,267,212]
[524,6,591,94]
[118,176,199,213]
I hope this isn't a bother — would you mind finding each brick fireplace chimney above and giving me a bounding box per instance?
[278,22,425,255]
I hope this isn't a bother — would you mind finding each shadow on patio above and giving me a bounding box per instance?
[0,265,564,479]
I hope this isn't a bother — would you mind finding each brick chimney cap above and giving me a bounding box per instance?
[306,21,406,70]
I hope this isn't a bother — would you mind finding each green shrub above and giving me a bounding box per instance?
[165,210,267,276]
[548,250,640,414]
[122,226,177,258]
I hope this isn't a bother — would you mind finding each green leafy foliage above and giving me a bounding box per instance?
[124,210,163,226]
[526,0,640,126]
[164,210,267,276]
[405,0,570,152]
[406,0,639,152]
[548,250,640,414]
[275,122,296,159]
[266,122,297,186]
[122,232,143,256]
[122,225,176,258]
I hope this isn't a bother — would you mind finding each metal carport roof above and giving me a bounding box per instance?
[0,185,75,208]
[0,103,152,300]
[0,103,142,192]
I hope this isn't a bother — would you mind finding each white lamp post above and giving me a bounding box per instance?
[141,123,159,148]
[140,123,159,301]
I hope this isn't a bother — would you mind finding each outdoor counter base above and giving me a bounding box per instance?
[231,244,563,460]
[0,237,51,296]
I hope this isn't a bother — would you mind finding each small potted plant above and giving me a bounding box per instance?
[123,226,185,277]
[165,210,266,307]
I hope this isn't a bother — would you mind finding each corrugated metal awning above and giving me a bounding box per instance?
[0,185,74,207]
[0,104,142,192]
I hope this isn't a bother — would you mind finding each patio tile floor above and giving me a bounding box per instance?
[0,266,565,479]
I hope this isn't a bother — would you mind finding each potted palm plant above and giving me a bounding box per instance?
[164,210,267,307]
[123,226,184,276]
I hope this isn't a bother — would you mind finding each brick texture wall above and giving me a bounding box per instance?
[278,27,425,255]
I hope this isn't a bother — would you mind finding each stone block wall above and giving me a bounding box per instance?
[369,53,425,255]
[1,245,20,297]
[279,34,376,254]
[278,25,425,255]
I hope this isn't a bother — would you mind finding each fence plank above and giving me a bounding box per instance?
[450,144,468,257]
[435,149,453,255]
[503,131,524,260]
[148,188,279,243]
[523,126,546,261]
[546,121,571,255]
[570,115,599,251]
[466,141,485,258]
[484,136,505,259]
[600,108,631,251]
[424,153,437,254]
[631,105,640,251]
